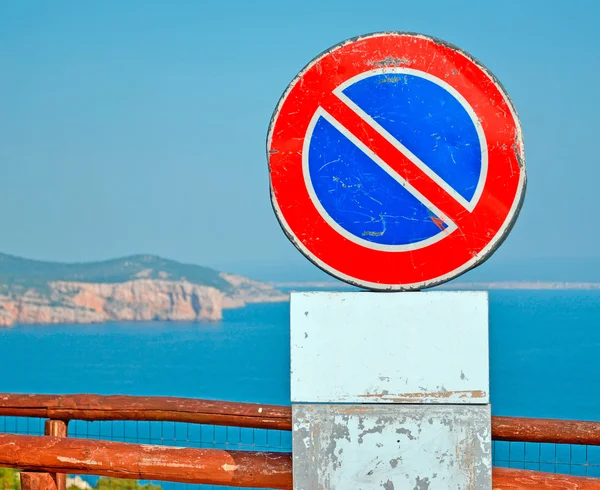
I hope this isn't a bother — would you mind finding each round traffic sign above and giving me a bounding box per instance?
[267,32,526,291]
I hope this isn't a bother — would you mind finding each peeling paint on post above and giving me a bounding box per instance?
[293,405,491,489]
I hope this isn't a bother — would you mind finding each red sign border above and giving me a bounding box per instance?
[267,32,526,290]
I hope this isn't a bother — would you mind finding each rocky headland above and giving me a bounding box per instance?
[0,254,288,327]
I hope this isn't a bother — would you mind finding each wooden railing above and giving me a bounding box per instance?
[1,394,600,489]
[0,394,291,430]
[0,433,291,489]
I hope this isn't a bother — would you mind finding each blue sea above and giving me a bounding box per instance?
[1,290,599,420]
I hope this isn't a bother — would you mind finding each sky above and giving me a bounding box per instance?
[0,0,598,280]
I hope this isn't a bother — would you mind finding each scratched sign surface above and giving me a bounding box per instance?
[267,32,526,290]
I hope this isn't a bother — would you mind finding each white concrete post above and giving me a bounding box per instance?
[290,291,492,489]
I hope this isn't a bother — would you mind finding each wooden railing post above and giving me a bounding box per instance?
[20,472,58,490]
[44,420,68,490]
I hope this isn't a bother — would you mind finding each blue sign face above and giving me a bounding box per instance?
[306,71,484,248]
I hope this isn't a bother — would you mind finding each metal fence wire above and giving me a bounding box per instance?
[492,440,600,478]
[2,416,600,489]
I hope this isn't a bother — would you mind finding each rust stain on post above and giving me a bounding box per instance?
[357,390,487,401]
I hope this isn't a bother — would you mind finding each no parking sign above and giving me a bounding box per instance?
[267,32,526,290]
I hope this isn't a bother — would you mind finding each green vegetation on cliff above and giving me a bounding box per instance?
[0,253,232,294]
[0,252,288,327]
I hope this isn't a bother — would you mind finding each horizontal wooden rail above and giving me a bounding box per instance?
[493,416,600,446]
[0,394,292,430]
[2,434,600,489]
[2,394,600,446]
[0,434,292,489]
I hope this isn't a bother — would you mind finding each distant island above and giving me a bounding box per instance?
[0,253,288,327]
[2,253,598,327]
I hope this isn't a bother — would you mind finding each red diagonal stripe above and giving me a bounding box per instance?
[320,92,469,224]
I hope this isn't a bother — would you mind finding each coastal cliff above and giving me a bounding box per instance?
[0,254,288,327]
